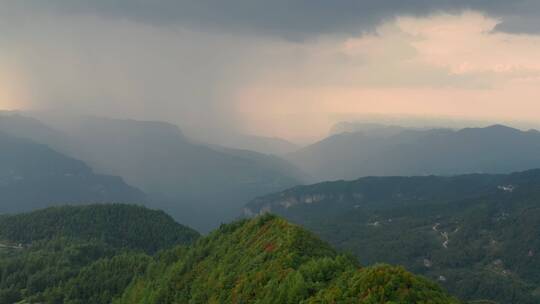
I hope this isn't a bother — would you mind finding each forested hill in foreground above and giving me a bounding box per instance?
[116,214,459,304]
[0,131,146,213]
[245,169,540,303]
[0,204,199,303]
[0,206,457,303]
[0,204,199,253]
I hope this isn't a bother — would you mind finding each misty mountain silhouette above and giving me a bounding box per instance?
[288,124,540,182]
[62,117,303,231]
[0,113,303,232]
[0,131,145,213]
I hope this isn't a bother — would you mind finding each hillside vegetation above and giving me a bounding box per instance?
[0,204,199,303]
[0,205,459,303]
[116,214,459,304]
[246,169,540,303]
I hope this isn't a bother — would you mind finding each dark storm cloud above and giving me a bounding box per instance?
[9,0,540,38]
[2,0,540,141]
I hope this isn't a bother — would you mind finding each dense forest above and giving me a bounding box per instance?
[0,204,199,252]
[116,214,459,304]
[246,169,540,303]
[0,204,199,303]
[0,205,458,304]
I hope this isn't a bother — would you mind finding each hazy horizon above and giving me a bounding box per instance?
[4,109,540,146]
[2,1,540,142]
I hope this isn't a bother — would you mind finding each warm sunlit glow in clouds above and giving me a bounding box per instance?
[2,8,540,141]
[0,66,26,111]
[234,11,540,140]
[397,13,540,77]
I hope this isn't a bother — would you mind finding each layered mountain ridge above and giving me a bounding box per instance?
[246,169,540,303]
[0,112,303,231]
[288,124,540,182]
[0,130,146,213]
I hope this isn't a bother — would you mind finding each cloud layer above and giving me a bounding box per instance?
[5,0,540,38]
[1,2,540,141]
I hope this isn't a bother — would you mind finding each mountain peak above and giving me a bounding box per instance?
[78,116,187,140]
[484,124,519,131]
[116,215,459,303]
[458,124,520,134]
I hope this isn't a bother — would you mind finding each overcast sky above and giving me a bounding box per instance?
[1,1,540,141]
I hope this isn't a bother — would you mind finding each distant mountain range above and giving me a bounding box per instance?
[183,127,299,155]
[0,131,145,213]
[7,109,540,238]
[0,112,303,231]
[288,124,540,182]
[57,116,303,231]
[329,122,411,136]
[245,169,540,303]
